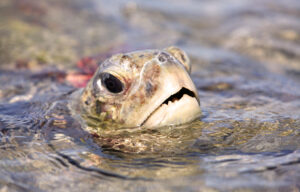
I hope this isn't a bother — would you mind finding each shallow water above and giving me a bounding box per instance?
[1,0,300,191]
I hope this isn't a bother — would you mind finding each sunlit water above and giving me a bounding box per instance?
[0,0,300,191]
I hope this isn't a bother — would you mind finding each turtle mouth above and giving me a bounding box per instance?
[141,87,200,127]
[162,87,196,105]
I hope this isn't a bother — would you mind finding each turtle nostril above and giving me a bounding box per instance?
[163,87,195,105]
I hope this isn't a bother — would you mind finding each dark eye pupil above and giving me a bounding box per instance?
[101,73,124,93]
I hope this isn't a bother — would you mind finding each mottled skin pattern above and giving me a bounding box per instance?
[71,46,201,129]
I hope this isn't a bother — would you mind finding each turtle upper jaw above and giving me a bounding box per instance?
[131,63,201,127]
[141,87,201,127]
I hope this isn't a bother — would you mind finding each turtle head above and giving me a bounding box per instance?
[79,46,201,128]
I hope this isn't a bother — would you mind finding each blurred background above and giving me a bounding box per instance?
[1,0,299,73]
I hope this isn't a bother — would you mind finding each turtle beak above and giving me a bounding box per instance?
[141,87,200,127]
[121,59,201,127]
[141,62,201,127]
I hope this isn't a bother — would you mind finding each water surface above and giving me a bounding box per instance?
[0,0,300,191]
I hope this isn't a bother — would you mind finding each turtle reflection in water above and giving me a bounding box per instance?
[0,46,201,154]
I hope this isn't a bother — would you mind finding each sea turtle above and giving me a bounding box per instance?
[69,46,201,129]
[0,46,201,153]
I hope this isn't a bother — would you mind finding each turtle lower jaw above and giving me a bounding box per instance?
[141,88,201,127]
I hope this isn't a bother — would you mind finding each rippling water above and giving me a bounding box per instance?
[0,0,300,191]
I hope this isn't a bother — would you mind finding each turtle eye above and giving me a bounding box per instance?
[100,73,124,93]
